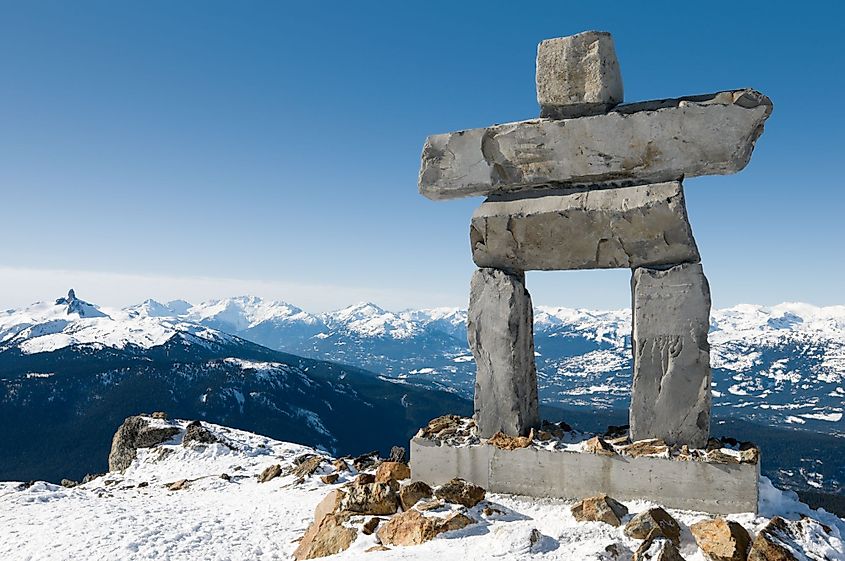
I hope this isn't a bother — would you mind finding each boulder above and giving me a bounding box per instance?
[621,439,669,458]
[633,535,686,561]
[399,480,433,510]
[418,89,771,200]
[343,482,400,515]
[470,181,700,271]
[258,464,282,483]
[320,473,339,485]
[388,446,406,463]
[182,420,217,446]
[332,459,349,472]
[468,268,540,438]
[584,436,615,456]
[291,455,324,479]
[629,263,712,448]
[748,516,838,561]
[314,489,346,521]
[434,478,486,508]
[571,495,629,527]
[356,473,376,486]
[108,416,180,472]
[376,509,476,546]
[362,517,380,535]
[167,479,189,491]
[60,479,78,488]
[374,462,411,484]
[690,518,751,561]
[293,513,356,560]
[487,431,532,450]
[536,31,623,118]
[624,508,681,545]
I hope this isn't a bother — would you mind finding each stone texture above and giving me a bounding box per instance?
[584,436,615,456]
[108,416,180,472]
[630,263,712,448]
[624,508,681,545]
[399,480,433,510]
[314,489,345,522]
[690,518,751,561]
[293,513,356,560]
[470,181,699,271]
[468,268,539,438]
[633,535,686,561]
[747,516,838,561]
[374,461,410,484]
[434,478,486,508]
[487,431,532,450]
[343,482,400,515]
[182,420,217,446]
[258,464,282,483]
[376,509,443,546]
[571,494,629,526]
[536,31,623,118]
[418,89,772,200]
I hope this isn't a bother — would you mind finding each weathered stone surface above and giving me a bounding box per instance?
[571,494,629,527]
[362,517,380,535]
[434,478,486,508]
[536,31,623,118]
[747,516,838,561]
[624,508,681,545]
[621,439,669,458]
[108,416,180,472]
[320,473,338,485]
[182,420,217,446]
[258,464,282,483]
[399,480,432,510]
[470,182,699,271]
[633,535,686,561]
[584,436,615,456]
[343,482,400,515]
[630,263,712,448]
[468,268,540,438]
[418,89,771,200]
[314,489,345,521]
[374,461,410,484]
[487,431,532,450]
[376,509,443,546]
[293,513,356,560]
[690,518,751,561]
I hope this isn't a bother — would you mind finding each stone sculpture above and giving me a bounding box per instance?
[417,30,771,448]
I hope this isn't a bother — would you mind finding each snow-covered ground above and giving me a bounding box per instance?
[0,419,842,561]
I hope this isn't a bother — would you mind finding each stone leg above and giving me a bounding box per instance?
[630,263,711,448]
[468,268,539,438]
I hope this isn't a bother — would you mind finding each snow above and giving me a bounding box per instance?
[323,303,421,339]
[0,419,842,561]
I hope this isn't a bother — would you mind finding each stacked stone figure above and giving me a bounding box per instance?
[418,31,771,448]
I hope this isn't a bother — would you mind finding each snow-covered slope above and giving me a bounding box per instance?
[0,418,841,561]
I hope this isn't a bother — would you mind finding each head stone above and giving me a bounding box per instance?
[536,31,623,119]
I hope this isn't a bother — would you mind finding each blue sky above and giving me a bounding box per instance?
[1,1,842,311]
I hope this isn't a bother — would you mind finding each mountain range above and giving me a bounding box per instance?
[1,290,843,498]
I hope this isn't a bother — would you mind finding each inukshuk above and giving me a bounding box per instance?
[418,31,771,448]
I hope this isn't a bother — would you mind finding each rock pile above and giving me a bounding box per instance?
[417,30,772,448]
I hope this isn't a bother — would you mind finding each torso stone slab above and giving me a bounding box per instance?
[419,90,771,200]
[470,181,699,271]
[630,263,712,448]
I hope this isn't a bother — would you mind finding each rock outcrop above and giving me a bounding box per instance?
[690,518,751,561]
[624,508,681,545]
[108,416,180,472]
[571,494,628,527]
[434,478,486,508]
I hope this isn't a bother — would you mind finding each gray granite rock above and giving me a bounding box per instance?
[470,181,699,271]
[418,89,772,200]
[630,263,711,448]
[108,416,180,472]
[536,31,623,118]
[468,268,539,438]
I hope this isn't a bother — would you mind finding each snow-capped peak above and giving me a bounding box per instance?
[183,296,321,331]
[322,302,420,339]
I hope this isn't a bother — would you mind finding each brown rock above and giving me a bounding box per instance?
[739,447,760,464]
[633,535,686,561]
[377,509,442,546]
[375,462,411,484]
[166,479,189,491]
[571,495,629,527]
[314,489,346,521]
[362,517,380,535]
[487,431,532,450]
[690,518,751,561]
[258,464,282,483]
[434,478,486,507]
[356,473,376,486]
[293,513,356,560]
[332,459,349,472]
[292,455,324,479]
[421,415,462,438]
[416,499,445,511]
[585,436,616,456]
[706,449,741,464]
[399,480,433,510]
[388,446,406,463]
[151,411,167,420]
[441,512,475,533]
[320,473,339,485]
[344,482,400,515]
[625,508,681,545]
[365,545,391,552]
[622,439,669,458]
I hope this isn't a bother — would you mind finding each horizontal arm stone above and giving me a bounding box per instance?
[419,89,772,200]
[470,181,700,271]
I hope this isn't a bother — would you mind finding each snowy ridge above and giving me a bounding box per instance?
[0,418,841,561]
[322,302,422,339]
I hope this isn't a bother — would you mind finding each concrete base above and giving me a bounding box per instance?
[410,437,759,515]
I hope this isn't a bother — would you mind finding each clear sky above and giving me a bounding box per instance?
[1,1,843,312]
